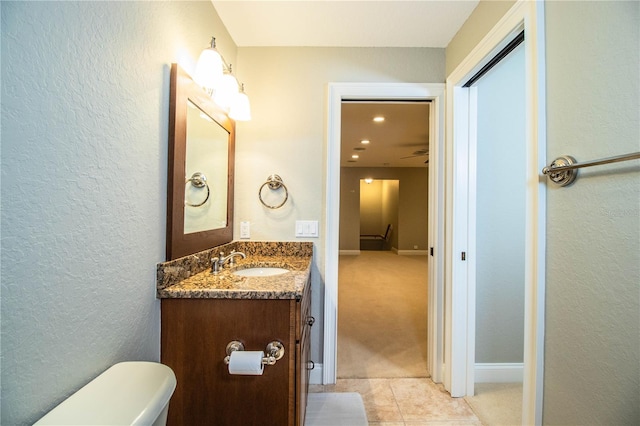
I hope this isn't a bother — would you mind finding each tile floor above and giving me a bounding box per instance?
[310,378,482,425]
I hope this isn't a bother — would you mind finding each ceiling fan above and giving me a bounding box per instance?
[401,149,429,164]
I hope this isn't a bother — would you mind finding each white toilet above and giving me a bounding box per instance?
[34,361,177,426]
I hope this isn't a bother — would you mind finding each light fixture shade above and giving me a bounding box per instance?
[229,88,251,121]
[193,47,223,89]
[213,72,240,110]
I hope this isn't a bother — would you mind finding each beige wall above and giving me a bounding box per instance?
[340,168,428,252]
[235,47,444,361]
[381,179,400,249]
[0,2,235,424]
[445,0,516,75]
[543,1,639,423]
[360,180,386,235]
[448,1,639,423]
[356,179,400,250]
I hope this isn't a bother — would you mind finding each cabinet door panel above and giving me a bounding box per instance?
[162,298,294,426]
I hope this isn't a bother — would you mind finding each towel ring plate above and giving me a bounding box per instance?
[185,172,211,207]
[259,174,289,209]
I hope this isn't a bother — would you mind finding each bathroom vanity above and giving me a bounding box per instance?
[157,242,314,426]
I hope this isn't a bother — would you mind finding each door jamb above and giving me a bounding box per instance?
[324,82,446,385]
[444,1,547,424]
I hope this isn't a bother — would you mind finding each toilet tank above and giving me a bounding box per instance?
[34,361,177,426]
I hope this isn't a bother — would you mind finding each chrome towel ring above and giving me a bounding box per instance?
[185,172,210,207]
[259,174,289,209]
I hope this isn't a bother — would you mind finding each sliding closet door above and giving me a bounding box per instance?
[473,42,526,380]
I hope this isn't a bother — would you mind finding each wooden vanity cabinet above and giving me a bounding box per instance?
[161,278,312,426]
[296,276,313,426]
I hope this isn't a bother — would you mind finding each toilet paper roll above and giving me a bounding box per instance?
[228,351,265,375]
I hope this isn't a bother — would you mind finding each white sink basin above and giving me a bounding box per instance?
[233,267,290,277]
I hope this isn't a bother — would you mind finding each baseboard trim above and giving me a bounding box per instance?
[396,250,429,256]
[475,362,523,383]
[309,363,323,384]
[339,250,360,255]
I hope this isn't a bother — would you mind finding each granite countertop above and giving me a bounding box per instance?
[156,241,313,300]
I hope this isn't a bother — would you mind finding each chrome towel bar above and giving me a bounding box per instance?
[542,152,640,186]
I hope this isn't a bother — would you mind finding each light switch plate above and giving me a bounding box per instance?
[295,220,319,237]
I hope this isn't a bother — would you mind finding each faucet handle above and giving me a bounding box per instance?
[211,257,220,274]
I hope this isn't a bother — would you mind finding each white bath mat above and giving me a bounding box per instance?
[305,392,368,426]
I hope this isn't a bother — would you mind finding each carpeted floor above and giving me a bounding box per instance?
[338,251,429,378]
[334,251,521,425]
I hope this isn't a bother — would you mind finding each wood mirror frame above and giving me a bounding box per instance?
[167,63,235,260]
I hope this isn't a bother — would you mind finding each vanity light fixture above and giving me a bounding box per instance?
[214,64,240,110]
[194,36,252,121]
[229,84,252,121]
[193,37,224,89]
[364,178,373,184]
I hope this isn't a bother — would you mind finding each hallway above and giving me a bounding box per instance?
[316,251,520,425]
[312,251,481,424]
[337,251,429,379]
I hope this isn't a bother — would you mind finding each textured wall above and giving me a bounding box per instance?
[234,47,444,362]
[447,0,639,422]
[543,1,639,424]
[0,2,233,424]
[445,0,516,76]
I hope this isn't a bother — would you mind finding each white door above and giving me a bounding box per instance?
[471,41,526,386]
[444,1,547,424]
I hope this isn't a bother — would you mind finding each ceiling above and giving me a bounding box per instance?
[341,102,430,167]
[211,1,477,169]
[211,1,478,48]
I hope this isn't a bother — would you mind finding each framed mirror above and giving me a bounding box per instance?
[167,63,235,260]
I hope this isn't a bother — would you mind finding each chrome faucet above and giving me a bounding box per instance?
[211,250,246,274]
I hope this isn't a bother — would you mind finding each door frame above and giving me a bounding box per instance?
[444,1,547,424]
[324,82,445,385]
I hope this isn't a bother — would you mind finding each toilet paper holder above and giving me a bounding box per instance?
[223,340,285,366]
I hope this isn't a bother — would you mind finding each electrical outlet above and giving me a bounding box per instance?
[240,221,250,239]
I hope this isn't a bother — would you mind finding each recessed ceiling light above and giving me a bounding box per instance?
[351,154,359,159]
[361,139,370,144]
[373,116,385,122]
